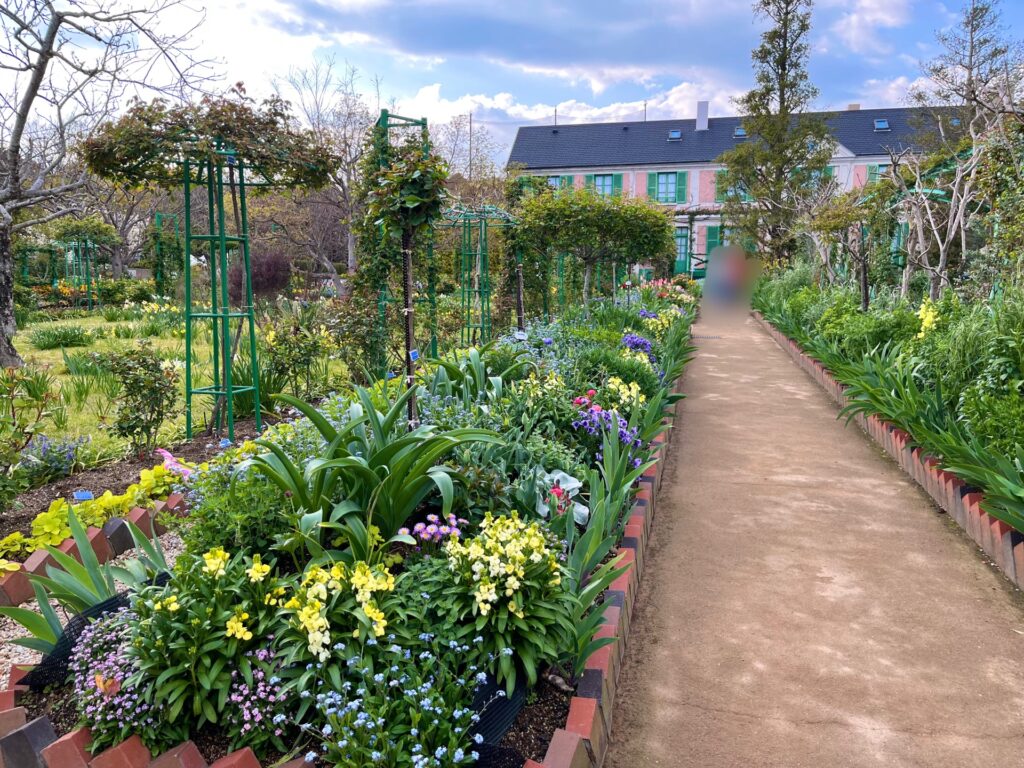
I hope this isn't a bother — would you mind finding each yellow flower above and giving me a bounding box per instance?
[202,547,229,578]
[246,554,271,583]
[225,611,253,641]
[153,594,180,612]
[917,299,939,339]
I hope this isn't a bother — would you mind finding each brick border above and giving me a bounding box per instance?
[0,341,691,768]
[753,311,1024,592]
[0,494,186,609]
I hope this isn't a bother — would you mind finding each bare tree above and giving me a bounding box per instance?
[890,0,1020,299]
[82,175,176,277]
[0,0,211,366]
[794,172,842,285]
[279,58,373,275]
[432,115,507,205]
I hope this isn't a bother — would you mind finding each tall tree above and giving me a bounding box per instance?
[894,0,1019,298]
[0,0,210,367]
[718,0,832,266]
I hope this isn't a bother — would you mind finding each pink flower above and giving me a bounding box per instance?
[587,389,596,398]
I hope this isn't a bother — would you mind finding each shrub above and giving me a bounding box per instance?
[961,386,1024,456]
[28,323,93,350]
[108,341,180,455]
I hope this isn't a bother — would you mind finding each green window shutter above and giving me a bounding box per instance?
[612,173,623,196]
[715,171,727,202]
[675,172,688,203]
[867,164,878,184]
[706,225,721,253]
[824,166,835,178]
[584,174,595,189]
[560,175,574,189]
[647,172,658,199]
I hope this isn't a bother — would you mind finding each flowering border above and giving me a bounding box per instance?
[0,357,689,768]
[754,311,1024,593]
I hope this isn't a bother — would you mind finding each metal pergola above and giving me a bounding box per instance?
[439,202,517,345]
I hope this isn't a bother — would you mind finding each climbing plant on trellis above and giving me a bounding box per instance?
[82,91,330,439]
[363,109,448,425]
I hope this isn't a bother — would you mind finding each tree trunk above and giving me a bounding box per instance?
[0,226,23,368]
[859,255,870,311]
[346,229,357,273]
[900,262,913,298]
[582,261,592,309]
[928,272,941,301]
[401,229,417,427]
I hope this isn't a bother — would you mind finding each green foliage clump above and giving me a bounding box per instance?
[577,346,661,399]
[29,323,94,350]
[108,342,180,455]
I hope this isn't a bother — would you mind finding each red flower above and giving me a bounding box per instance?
[587,389,596,397]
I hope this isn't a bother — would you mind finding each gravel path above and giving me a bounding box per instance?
[606,309,1024,768]
[0,531,184,687]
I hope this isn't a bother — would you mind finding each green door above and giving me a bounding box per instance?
[673,228,690,274]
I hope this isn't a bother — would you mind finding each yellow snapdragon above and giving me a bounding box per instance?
[917,299,939,339]
[225,610,253,641]
[202,547,229,578]
[246,554,271,583]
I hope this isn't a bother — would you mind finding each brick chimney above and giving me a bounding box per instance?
[847,103,861,111]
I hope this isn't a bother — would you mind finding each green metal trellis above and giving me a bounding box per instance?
[182,147,261,441]
[440,202,517,346]
[65,240,101,309]
[371,110,433,378]
[154,212,180,293]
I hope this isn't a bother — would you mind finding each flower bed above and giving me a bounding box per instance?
[754,311,1024,591]
[0,294,696,768]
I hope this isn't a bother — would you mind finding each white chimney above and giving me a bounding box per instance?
[848,103,861,111]
[696,101,709,131]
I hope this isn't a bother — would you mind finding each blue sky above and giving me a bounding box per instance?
[193,0,1024,151]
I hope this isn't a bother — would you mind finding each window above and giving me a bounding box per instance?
[810,166,836,185]
[733,126,747,138]
[867,164,890,183]
[715,170,752,202]
[656,172,676,203]
[873,118,890,132]
[667,129,682,141]
[594,174,614,196]
[547,176,561,189]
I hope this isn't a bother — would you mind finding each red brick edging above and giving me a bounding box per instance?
[753,311,1024,591]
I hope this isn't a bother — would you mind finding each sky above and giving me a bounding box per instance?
[176,0,1024,154]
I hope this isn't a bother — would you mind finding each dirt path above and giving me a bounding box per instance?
[606,310,1024,768]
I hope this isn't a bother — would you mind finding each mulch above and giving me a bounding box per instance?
[494,679,572,764]
[3,418,261,549]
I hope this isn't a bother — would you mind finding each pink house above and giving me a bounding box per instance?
[509,102,923,275]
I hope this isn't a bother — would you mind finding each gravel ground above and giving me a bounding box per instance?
[0,530,185,687]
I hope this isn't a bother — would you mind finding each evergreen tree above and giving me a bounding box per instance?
[718,0,832,266]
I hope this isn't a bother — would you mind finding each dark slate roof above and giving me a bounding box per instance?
[507,107,935,170]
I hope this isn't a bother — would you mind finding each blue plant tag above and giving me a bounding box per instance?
[409,349,420,362]
[386,371,396,380]
[72,490,94,502]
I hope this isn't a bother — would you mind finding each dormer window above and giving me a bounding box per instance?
[733,126,747,138]
[667,129,682,141]
[874,118,891,132]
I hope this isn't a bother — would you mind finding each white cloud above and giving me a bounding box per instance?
[829,0,913,54]
[855,75,935,106]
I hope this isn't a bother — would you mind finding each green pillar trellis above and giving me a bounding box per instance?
[65,240,101,309]
[371,109,432,378]
[154,212,180,293]
[439,203,516,347]
[183,147,262,441]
